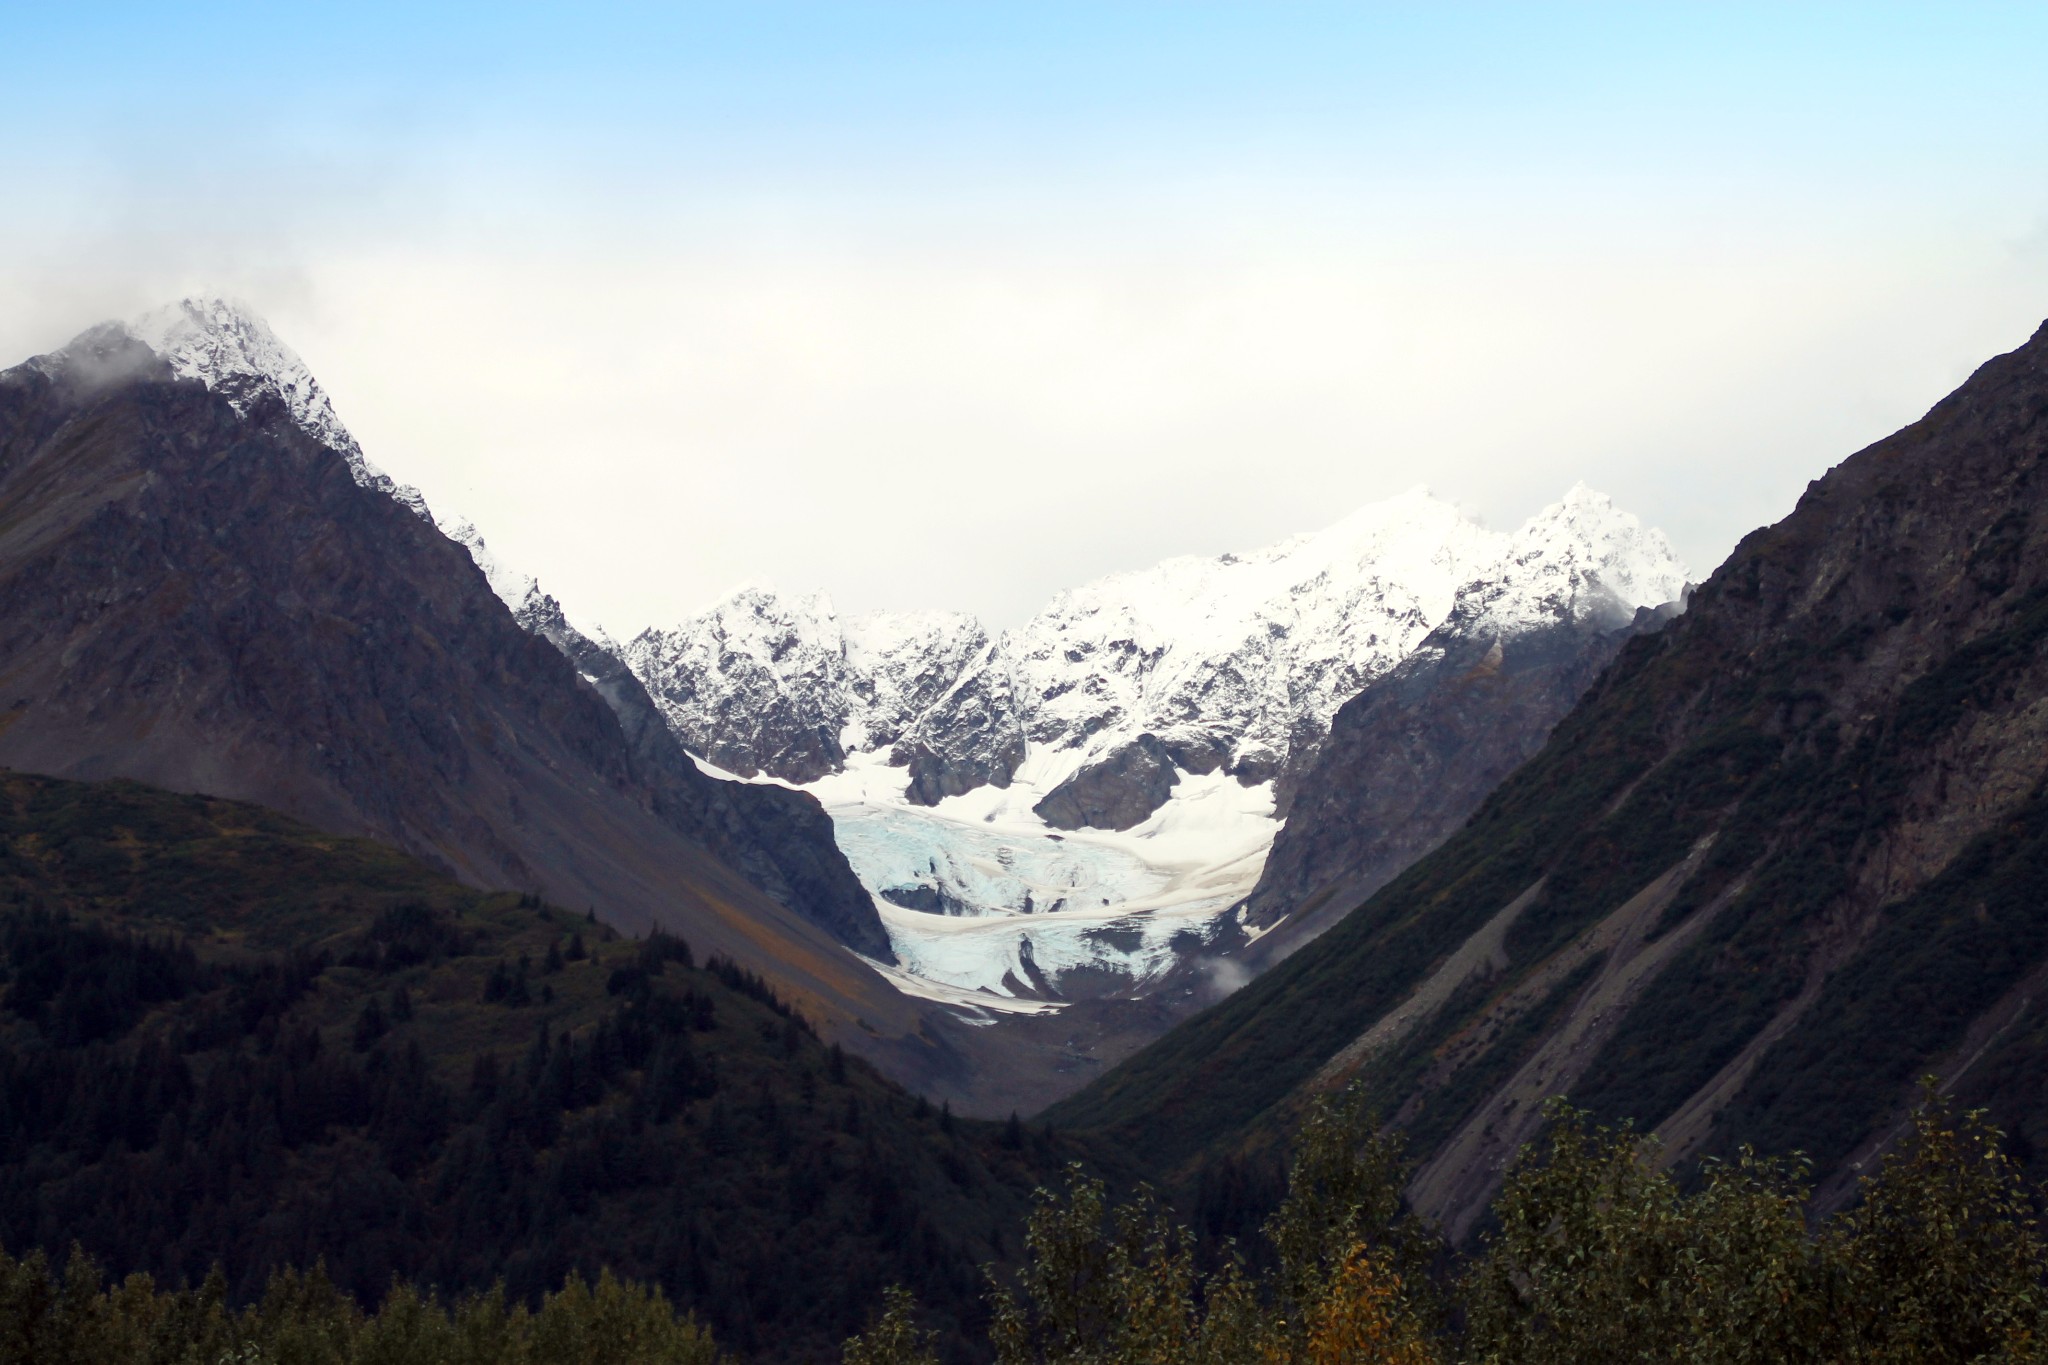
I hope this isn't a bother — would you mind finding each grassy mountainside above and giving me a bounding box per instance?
[0,769,1080,1363]
[1049,318,2048,1235]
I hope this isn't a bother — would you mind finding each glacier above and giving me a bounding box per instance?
[802,751,1278,1017]
[643,484,1689,1012]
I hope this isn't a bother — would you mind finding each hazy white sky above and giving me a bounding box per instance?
[5,5,2048,634]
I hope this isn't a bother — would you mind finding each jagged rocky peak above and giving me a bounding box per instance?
[125,300,640,683]
[121,296,432,521]
[113,298,606,657]
[619,485,1691,823]
[843,608,991,750]
[626,586,862,783]
[1007,486,1501,772]
[1456,482,1691,636]
[624,585,1006,787]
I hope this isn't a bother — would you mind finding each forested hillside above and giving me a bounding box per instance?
[0,769,1080,1363]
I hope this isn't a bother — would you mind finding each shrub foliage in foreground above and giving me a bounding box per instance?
[0,1257,718,1365]
[857,1086,2048,1365]
[8,1086,2048,1363]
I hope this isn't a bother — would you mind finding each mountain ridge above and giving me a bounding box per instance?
[125,296,436,521]
[0,314,918,1070]
[626,484,1688,827]
[44,293,1701,1123]
[1046,316,2048,1236]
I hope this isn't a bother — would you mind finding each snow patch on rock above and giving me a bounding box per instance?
[126,297,434,521]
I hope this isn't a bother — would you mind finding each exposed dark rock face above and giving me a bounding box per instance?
[1156,727,1233,776]
[1033,734,1180,831]
[1052,318,2048,1230]
[623,588,853,783]
[878,882,982,917]
[0,328,906,1013]
[895,644,1026,806]
[1239,600,1683,951]
[514,594,892,959]
[1017,725,1251,834]
[711,716,847,785]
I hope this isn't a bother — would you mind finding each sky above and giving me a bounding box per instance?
[4,3,2048,635]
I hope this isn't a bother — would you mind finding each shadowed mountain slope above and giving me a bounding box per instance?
[1050,318,2048,1236]
[0,325,921,1063]
[1232,571,1687,977]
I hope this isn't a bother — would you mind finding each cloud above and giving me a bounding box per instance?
[4,82,2045,640]
[213,188,2043,639]
[1202,955,1254,998]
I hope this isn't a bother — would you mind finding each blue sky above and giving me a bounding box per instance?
[15,6,2043,166]
[5,4,2048,629]
[15,5,2046,192]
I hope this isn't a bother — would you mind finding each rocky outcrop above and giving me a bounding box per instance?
[1239,599,1682,952]
[1033,734,1180,831]
[1026,722,1288,833]
[1155,726,1233,776]
[895,643,1027,806]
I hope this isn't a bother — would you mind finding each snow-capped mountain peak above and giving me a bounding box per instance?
[128,297,353,455]
[842,608,993,753]
[986,487,1507,798]
[622,585,857,783]
[122,296,433,521]
[621,484,1691,820]
[1457,482,1691,636]
[622,585,1006,782]
[118,298,631,665]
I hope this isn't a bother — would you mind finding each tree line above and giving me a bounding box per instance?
[7,1086,2047,1363]
[0,897,1057,1363]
